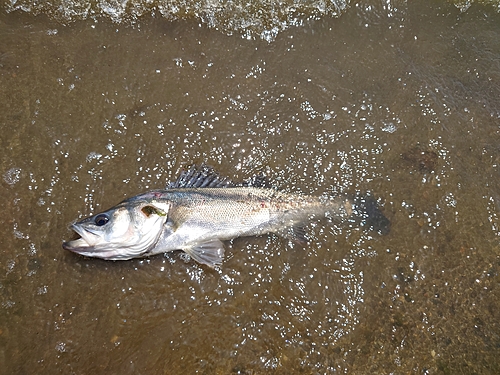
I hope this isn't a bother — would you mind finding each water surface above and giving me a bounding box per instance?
[1,0,500,373]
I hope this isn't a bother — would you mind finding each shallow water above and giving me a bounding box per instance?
[1,0,500,373]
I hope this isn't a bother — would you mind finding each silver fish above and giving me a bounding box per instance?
[63,165,389,267]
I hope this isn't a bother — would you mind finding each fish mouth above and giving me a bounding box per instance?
[62,238,89,252]
[63,224,99,253]
[62,224,143,260]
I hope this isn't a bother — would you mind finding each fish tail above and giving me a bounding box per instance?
[350,193,391,235]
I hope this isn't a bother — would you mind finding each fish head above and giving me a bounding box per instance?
[63,201,170,260]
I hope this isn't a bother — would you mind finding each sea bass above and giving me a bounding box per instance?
[63,165,390,267]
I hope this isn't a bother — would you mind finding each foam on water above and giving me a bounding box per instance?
[5,0,499,41]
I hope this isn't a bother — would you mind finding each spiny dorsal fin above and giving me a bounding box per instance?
[168,164,234,189]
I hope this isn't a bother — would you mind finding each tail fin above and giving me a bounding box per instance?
[351,193,391,235]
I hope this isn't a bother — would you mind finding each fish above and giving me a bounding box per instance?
[63,165,390,267]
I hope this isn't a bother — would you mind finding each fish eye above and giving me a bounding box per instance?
[94,214,109,226]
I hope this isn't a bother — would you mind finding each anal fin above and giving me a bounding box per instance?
[282,224,308,246]
[183,239,226,268]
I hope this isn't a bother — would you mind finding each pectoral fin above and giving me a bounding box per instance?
[183,239,226,268]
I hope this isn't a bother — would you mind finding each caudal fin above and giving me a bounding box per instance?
[351,193,391,235]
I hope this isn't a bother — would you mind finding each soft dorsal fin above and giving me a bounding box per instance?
[242,172,272,188]
[168,165,234,189]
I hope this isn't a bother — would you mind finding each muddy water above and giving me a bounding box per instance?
[1,0,500,373]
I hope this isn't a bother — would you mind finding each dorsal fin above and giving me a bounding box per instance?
[168,164,234,189]
[242,172,272,188]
